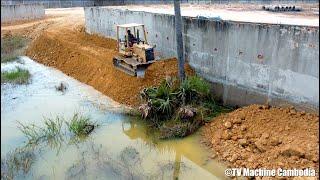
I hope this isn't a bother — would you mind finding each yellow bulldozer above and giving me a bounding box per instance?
[113,23,156,78]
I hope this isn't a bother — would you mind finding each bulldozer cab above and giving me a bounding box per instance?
[116,23,148,56]
[113,23,156,78]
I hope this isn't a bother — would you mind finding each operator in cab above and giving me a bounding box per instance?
[127,29,137,47]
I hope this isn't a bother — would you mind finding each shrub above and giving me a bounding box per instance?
[138,75,230,139]
[150,98,174,116]
[140,79,179,122]
[141,79,178,102]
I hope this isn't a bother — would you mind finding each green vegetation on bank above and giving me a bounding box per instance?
[138,76,232,139]
[1,67,31,84]
[1,35,28,63]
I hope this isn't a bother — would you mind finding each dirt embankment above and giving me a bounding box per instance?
[202,104,319,170]
[26,26,193,107]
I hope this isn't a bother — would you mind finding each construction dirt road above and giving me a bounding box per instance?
[1,8,193,107]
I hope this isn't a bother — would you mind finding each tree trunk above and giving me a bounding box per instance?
[174,0,185,81]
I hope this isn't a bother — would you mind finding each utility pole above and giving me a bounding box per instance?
[174,0,185,81]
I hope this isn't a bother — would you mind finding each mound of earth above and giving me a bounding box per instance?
[202,104,319,170]
[26,27,194,107]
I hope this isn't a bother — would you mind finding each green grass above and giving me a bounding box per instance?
[1,35,28,63]
[18,113,97,145]
[178,75,211,104]
[17,117,63,144]
[42,117,63,139]
[66,113,95,137]
[1,67,31,84]
[17,122,41,143]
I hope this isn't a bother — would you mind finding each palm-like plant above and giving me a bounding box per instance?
[177,76,211,104]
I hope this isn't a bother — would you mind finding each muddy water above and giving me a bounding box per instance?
[1,57,227,180]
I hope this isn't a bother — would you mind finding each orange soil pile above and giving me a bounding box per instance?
[202,104,319,170]
[26,27,194,107]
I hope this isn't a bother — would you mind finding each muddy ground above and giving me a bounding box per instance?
[202,104,319,172]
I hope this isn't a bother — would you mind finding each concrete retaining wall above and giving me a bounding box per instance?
[1,4,45,23]
[1,0,318,7]
[93,0,319,6]
[1,0,94,8]
[84,7,319,111]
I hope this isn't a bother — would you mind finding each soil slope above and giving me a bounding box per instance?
[26,26,193,107]
[2,8,194,107]
[202,104,319,171]
[1,8,196,107]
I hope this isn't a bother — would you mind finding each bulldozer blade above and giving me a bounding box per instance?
[136,67,146,78]
[113,56,152,78]
[114,65,136,76]
[113,57,136,76]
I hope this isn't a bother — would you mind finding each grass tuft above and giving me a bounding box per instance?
[1,35,28,63]
[66,113,95,137]
[178,75,211,104]
[17,117,63,144]
[42,117,63,139]
[18,113,97,145]
[1,67,31,84]
[17,122,41,144]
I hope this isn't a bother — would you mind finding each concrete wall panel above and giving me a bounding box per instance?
[84,7,319,111]
[2,0,318,7]
[1,4,45,23]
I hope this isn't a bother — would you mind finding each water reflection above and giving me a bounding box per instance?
[1,57,227,180]
[122,119,185,179]
[122,119,226,179]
